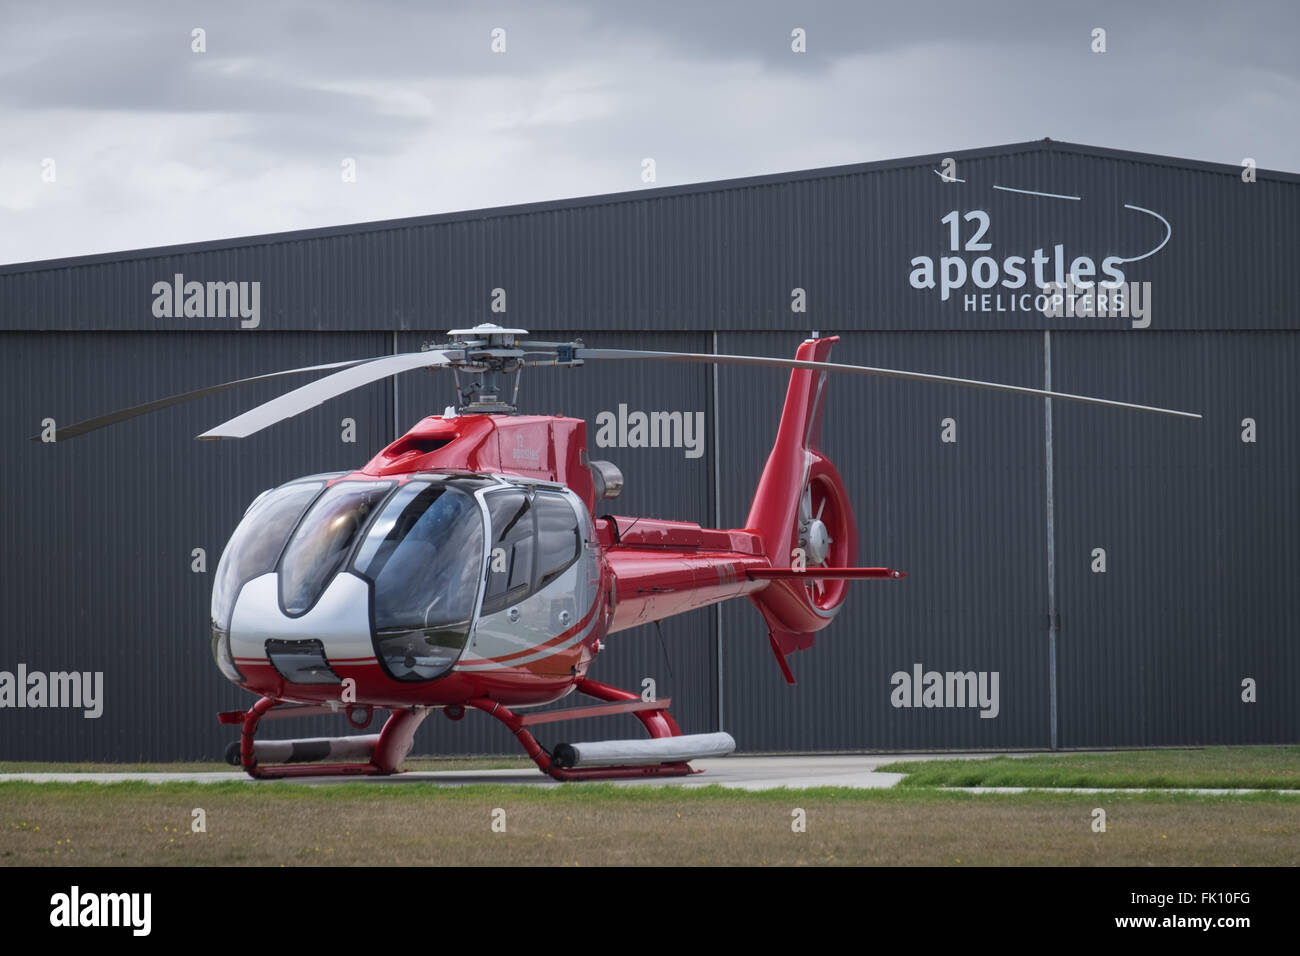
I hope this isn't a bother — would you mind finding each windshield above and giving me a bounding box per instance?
[278,481,393,615]
[354,481,484,628]
[353,480,485,681]
[222,476,485,682]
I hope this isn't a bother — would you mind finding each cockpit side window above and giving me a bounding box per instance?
[535,492,581,589]
[482,490,534,615]
[211,480,323,632]
[481,488,582,615]
[211,480,325,682]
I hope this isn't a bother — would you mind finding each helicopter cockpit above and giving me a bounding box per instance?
[211,474,488,686]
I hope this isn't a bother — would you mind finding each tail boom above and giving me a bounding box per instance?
[744,336,902,682]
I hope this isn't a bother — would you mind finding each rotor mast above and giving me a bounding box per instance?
[438,323,584,414]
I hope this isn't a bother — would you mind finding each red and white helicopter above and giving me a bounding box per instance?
[48,324,1199,780]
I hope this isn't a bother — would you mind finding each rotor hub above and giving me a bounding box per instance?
[418,325,585,415]
[445,323,530,348]
[801,518,831,565]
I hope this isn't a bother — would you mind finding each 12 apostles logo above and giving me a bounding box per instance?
[908,200,1170,328]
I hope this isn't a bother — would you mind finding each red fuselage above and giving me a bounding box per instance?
[225,413,772,711]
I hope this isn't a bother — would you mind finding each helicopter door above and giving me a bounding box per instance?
[471,488,586,674]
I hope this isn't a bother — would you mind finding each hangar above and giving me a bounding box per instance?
[3,138,1297,761]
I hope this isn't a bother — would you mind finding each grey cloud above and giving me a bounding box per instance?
[0,0,1297,265]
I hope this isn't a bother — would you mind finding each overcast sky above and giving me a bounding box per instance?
[1,0,1297,265]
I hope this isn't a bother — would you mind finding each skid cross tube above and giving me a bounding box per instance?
[518,696,674,726]
[470,677,694,781]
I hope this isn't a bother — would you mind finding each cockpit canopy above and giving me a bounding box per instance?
[211,473,586,687]
[212,475,488,683]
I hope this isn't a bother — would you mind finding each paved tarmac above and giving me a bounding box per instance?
[2,753,987,791]
[7,753,1295,793]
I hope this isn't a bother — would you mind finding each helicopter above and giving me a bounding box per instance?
[41,323,1200,780]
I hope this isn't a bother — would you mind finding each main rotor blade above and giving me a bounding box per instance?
[32,355,385,442]
[197,350,457,440]
[575,348,1202,420]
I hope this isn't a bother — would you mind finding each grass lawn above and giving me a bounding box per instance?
[881,746,1300,789]
[1,780,1297,866]
[0,756,536,774]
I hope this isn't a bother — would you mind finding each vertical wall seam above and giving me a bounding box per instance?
[1044,329,1058,751]
[713,328,724,732]
[391,329,400,441]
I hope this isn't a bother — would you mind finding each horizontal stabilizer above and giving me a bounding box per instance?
[747,567,905,581]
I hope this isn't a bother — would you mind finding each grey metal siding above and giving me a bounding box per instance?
[716,331,1049,751]
[4,141,1298,334]
[1052,331,1300,746]
[5,332,392,761]
[2,140,1296,760]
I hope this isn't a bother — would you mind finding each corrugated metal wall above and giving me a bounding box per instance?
[1052,331,1300,746]
[4,141,1297,334]
[717,331,1049,750]
[3,332,392,760]
[2,140,1297,759]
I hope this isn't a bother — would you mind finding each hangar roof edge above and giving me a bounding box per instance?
[2,138,1296,276]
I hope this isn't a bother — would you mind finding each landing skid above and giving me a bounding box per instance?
[217,697,427,780]
[218,677,727,781]
[470,677,697,781]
